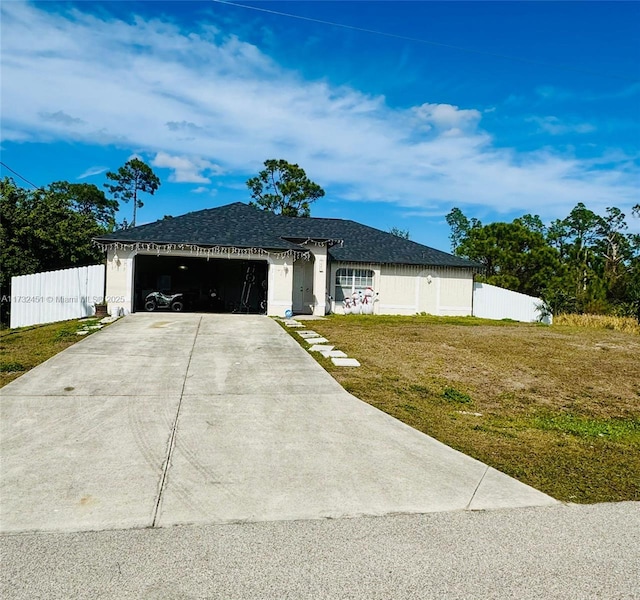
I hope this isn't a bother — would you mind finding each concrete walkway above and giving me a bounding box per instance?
[0,314,556,534]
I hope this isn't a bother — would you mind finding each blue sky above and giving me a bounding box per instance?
[1,0,639,252]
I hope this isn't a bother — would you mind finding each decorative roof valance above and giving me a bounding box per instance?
[94,241,311,261]
[281,237,344,248]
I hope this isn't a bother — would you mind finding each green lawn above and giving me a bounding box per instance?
[0,318,106,388]
[285,314,640,503]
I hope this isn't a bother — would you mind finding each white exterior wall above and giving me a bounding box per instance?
[308,244,328,316]
[105,249,135,316]
[10,265,105,328]
[473,282,552,324]
[105,248,296,317]
[329,262,474,316]
[266,255,295,317]
[378,265,421,315]
[433,267,476,316]
[105,247,477,319]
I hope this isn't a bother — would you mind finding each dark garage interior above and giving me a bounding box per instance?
[134,255,268,314]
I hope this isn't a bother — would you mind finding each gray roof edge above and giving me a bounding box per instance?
[328,256,484,270]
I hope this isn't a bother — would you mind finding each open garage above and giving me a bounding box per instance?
[97,202,480,318]
[134,255,268,314]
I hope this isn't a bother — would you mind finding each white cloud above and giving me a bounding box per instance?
[412,103,481,131]
[0,1,637,222]
[39,110,85,126]
[535,83,640,103]
[78,165,108,179]
[166,121,204,135]
[528,115,596,135]
[191,186,218,196]
[151,152,222,183]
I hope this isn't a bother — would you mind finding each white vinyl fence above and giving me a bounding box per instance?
[473,282,552,324]
[9,265,105,329]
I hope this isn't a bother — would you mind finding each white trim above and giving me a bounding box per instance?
[133,249,275,262]
[124,251,135,313]
[268,300,294,307]
[378,303,417,310]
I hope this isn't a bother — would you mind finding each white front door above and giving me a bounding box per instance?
[292,258,314,314]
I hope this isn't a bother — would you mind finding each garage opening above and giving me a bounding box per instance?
[134,255,268,314]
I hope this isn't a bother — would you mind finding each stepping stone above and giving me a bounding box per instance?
[308,345,334,352]
[331,357,360,367]
[303,337,328,344]
[321,350,348,358]
[297,330,319,338]
[284,320,304,328]
[75,330,89,336]
[99,316,119,324]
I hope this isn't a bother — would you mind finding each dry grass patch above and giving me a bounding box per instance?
[0,319,104,387]
[555,313,640,334]
[290,314,640,503]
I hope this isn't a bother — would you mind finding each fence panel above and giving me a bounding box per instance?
[473,282,551,324]
[10,265,105,328]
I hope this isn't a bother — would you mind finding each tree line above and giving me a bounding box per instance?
[4,153,636,323]
[0,159,160,323]
[446,203,640,318]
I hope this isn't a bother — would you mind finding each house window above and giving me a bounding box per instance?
[335,268,374,301]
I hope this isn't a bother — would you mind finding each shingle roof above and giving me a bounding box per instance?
[95,202,480,269]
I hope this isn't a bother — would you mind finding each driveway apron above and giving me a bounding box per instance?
[0,314,556,533]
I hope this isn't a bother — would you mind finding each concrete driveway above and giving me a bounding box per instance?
[0,314,556,534]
